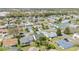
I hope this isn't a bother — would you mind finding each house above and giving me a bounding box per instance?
[61,19,70,24]
[0,12,9,17]
[3,38,18,48]
[19,22,33,33]
[7,24,17,29]
[69,24,79,33]
[20,36,34,46]
[47,16,56,23]
[41,31,57,38]
[53,23,69,29]
[73,33,79,40]
[47,32,57,38]
[56,38,73,49]
[0,28,8,33]
[0,28,8,41]
[69,33,79,45]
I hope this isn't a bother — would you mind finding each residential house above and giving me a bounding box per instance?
[20,36,34,46]
[53,23,69,29]
[47,32,57,38]
[41,31,57,38]
[56,38,73,49]
[0,12,9,17]
[68,24,79,33]
[0,26,8,41]
[69,33,79,45]
[47,16,56,23]
[73,33,79,40]
[61,19,70,24]
[19,22,33,33]
[3,38,18,48]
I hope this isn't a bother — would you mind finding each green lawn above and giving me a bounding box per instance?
[0,47,8,51]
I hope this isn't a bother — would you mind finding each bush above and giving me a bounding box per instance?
[26,28,29,32]
[64,27,71,34]
[58,18,62,22]
[35,36,48,47]
[47,44,56,49]
[56,28,62,36]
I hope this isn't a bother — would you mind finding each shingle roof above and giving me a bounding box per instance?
[3,38,18,47]
[20,36,33,44]
[61,20,70,23]
[57,39,73,49]
[48,32,57,38]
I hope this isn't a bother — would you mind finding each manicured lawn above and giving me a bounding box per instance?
[20,42,37,51]
[0,47,8,51]
[65,46,79,51]
[21,46,31,51]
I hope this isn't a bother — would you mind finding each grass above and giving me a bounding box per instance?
[0,47,8,51]
[21,46,31,51]
[20,42,37,51]
[65,46,79,51]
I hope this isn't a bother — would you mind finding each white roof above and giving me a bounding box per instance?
[41,31,57,38]
[61,20,70,23]
[0,12,9,16]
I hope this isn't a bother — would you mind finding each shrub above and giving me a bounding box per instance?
[47,44,56,49]
[35,36,48,47]
[56,28,62,36]
[64,27,71,34]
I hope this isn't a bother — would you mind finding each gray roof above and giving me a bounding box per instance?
[54,23,70,29]
[20,36,33,44]
[48,32,57,38]
[61,20,70,23]
[41,31,57,38]
[57,39,73,49]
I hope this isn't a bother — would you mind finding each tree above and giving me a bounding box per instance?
[26,28,29,32]
[7,11,27,17]
[32,27,37,33]
[58,18,62,22]
[0,42,3,47]
[41,23,49,29]
[15,33,25,46]
[41,23,45,29]
[47,44,56,49]
[64,27,71,34]
[15,19,21,24]
[45,25,49,29]
[56,28,62,36]
[35,36,48,47]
